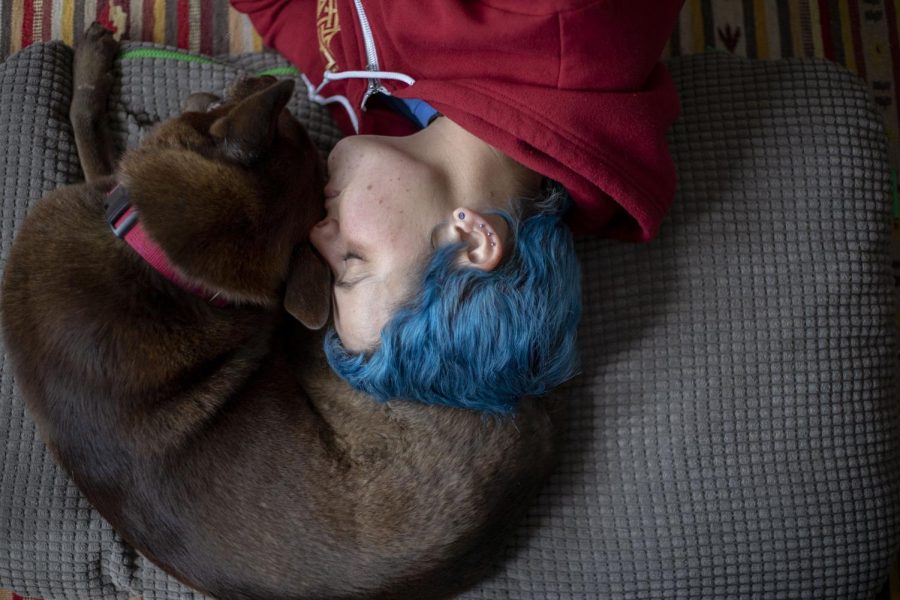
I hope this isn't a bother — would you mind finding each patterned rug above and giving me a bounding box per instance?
[0,0,262,57]
[0,591,40,600]
[0,0,898,598]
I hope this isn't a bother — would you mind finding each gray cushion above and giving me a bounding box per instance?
[1,43,897,599]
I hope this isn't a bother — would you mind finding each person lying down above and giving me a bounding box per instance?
[232,0,685,413]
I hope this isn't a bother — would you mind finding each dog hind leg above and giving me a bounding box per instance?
[70,23,120,183]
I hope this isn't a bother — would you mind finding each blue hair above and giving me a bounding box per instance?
[324,195,581,414]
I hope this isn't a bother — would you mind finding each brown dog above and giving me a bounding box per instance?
[1,24,559,600]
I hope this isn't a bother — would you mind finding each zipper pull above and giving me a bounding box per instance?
[361,78,380,111]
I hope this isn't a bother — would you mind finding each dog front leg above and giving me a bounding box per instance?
[70,23,120,183]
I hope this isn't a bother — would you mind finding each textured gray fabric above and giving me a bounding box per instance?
[0,43,897,599]
[459,57,900,599]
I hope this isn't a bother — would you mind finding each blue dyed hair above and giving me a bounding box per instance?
[324,188,582,414]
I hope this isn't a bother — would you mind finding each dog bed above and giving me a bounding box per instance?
[0,42,897,599]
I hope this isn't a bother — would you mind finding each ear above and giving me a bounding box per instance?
[210,79,295,165]
[284,243,332,330]
[444,207,507,271]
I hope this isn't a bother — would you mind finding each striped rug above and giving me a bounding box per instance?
[0,1,898,599]
[0,592,40,600]
[0,0,263,57]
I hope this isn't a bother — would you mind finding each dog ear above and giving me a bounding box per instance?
[284,243,331,330]
[210,79,295,165]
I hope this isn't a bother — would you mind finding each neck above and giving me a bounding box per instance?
[411,117,543,212]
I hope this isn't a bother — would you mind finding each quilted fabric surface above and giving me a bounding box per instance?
[0,42,897,599]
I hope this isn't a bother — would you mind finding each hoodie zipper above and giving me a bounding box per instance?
[305,0,414,132]
[352,0,389,107]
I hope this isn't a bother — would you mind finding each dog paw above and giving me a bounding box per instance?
[73,23,119,95]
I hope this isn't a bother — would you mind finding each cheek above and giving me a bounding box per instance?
[340,196,396,243]
[339,178,420,250]
[339,204,426,268]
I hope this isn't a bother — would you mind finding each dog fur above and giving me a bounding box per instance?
[0,25,560,600]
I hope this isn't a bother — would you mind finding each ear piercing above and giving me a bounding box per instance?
[478,221,496,246]
[458,211,465,220]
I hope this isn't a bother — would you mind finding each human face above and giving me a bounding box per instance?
[309,133,455,352]
[310,118,541,353]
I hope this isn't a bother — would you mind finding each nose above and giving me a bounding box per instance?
[312,215,338,237]
[309,217,340,270]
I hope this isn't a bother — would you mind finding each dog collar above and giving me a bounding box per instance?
[105,185,228,307]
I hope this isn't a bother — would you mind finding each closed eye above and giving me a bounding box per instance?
[336,252,365,288]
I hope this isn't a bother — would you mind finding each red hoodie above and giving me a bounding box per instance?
[231,0,683,239]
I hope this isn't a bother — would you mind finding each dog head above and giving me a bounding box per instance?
[118,77,330,329]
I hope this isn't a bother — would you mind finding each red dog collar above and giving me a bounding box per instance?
[105,185,228,307]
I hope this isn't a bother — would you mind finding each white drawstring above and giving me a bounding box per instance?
[301,73,360,133]
[320,70,416,89]
[303,70,416,134]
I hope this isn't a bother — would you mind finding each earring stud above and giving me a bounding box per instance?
[458,211,465,220]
